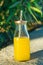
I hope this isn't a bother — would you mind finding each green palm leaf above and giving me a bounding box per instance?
[9,1,21,9]
[31,6,42,15]
[28,8,38,23]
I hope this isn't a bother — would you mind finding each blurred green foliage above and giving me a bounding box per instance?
[0,0,43,48]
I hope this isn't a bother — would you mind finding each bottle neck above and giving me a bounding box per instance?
[15,23,29,38]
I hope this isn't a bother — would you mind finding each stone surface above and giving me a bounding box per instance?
[0,28,43,65]
[0,37,43,65]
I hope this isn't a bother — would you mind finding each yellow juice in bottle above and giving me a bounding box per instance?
[14,37,30,61]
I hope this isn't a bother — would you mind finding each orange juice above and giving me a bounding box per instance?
[14,37,30,61]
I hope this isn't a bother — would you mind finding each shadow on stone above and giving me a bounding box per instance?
[31,50,43,60]
[30,28,43,40]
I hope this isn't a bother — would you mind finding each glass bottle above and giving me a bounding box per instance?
[14,20,30,61]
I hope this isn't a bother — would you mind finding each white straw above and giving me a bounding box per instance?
[20,10,23,21]
[19,10,23,37]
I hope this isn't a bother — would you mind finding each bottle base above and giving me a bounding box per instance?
[14,57,30,62]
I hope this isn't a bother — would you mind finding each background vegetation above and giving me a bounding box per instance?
[0,0,43,48]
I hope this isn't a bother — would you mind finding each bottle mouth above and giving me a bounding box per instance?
[15,20,27,24]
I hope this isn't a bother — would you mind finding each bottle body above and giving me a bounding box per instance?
[14,37,30,61]
[14,21,30,61]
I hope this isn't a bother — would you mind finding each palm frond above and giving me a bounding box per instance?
[31,6,42,15]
